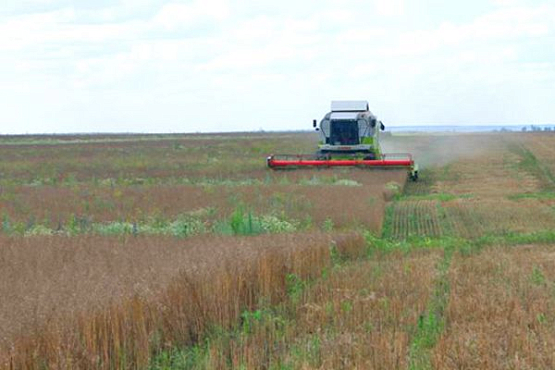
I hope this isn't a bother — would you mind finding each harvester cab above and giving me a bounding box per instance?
[267,100,418,181]
[316,100,384,160]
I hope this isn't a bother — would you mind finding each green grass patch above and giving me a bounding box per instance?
[0,206,303,237]
[368,229,555,257]
[365,232,469,255]
[398,193,473,202]
[213,205,299,236]
[380,204,395,238]
[507,191,555,200]
[409,247,453,369]
[473,229,555,247]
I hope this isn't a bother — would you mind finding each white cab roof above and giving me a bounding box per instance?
[330,112,359,120]
[331,100,369,112]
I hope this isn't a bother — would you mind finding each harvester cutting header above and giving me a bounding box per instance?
[267,100,418,180]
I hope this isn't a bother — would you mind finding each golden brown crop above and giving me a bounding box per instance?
[1,233,366,369]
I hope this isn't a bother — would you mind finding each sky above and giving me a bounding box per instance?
[1,0,554,134]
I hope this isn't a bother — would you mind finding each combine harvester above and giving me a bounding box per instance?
[267,101,419,181]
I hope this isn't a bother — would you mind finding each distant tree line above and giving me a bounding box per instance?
[521,125,554,132]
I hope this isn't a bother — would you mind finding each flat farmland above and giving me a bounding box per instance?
[433,245,555,369]
[383,132,555,241]
[3,131,555,369]
[0,133,406,234]
[0,132,405,369]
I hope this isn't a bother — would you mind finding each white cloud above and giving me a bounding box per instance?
[374,0,405,17]
[491,0,525,7]
[0,0,554,133]
[356,3,554,64]
[153,0,229,30]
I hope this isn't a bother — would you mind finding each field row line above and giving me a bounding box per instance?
[409,246,453,369]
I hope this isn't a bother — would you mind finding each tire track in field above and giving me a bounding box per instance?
[409,246,453,369]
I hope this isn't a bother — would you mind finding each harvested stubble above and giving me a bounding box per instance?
[387,133,542,197]
[383,133,498,171]
[0,232,364,369]
[441,198,555,238]
[388,197,555,241]
[514,132,555,180]
[430,137,541,196]
[388,200,443,239]
[433,245,555,369]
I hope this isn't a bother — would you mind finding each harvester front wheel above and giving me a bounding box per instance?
[409,171,419,181]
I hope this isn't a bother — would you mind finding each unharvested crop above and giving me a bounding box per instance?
[151,249,440,369]
[0,171,406,233]
[1,232,366,369]
[433,246,555,369]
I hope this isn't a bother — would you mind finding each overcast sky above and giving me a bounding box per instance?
[1,0,554,134]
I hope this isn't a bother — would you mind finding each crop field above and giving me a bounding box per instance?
[433,245,555,368]
[387,200,443,239]
[2,131,555,369]
[383,132,555,241]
